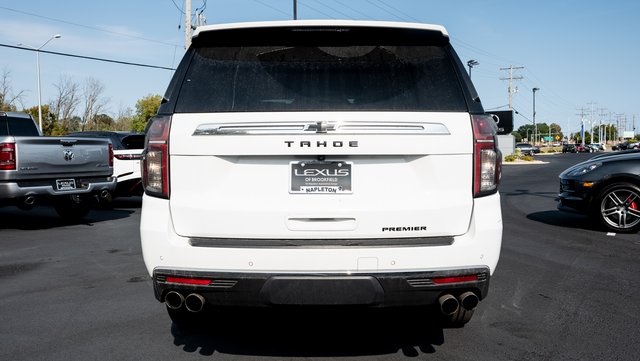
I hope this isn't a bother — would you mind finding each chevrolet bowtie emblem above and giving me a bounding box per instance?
[304,122,336,134]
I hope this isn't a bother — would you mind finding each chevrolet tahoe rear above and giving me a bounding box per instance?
[140,20,502,326]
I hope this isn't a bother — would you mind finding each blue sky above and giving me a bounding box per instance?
[1,0,639,136]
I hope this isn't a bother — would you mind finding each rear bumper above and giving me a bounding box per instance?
[141,192,502,308]
[152,267,490,307]
[0,176,116,200]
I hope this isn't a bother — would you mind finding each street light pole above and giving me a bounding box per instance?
[22,34,61,134]
[532,87,540,145]
[467,60,479,79]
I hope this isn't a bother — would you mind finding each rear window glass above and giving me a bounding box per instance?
[174,28,467,113]
[121,134,145,149]
[0,116,39,136]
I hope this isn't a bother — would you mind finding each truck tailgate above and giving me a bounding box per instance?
[12,136,112,178]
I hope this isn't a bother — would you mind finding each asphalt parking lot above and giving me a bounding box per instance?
[1,152,639,361]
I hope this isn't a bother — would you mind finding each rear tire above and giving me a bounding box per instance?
[595,182,640,233]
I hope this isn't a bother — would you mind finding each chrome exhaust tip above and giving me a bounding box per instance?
[438,294,459,316]
[165,291,185,310]
[184,293,205,313]
[459,291,479,311]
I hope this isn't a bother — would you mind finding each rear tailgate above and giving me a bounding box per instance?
[13,136,112,178]
[168,112,473,239]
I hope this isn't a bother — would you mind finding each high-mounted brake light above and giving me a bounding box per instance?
[142,115,172,198]
[472,115,501,197]
[0,142,17,170]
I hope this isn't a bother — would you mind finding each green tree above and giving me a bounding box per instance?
[24,105,57,135]
[511,131,522,142]
[93,113,114,130]
[132,94,162,132]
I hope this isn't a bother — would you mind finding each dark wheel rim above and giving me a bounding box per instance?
[600,187,640,231]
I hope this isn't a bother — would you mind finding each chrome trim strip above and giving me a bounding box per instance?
[193,121,450,135]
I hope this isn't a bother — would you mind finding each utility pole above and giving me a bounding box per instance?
[185,0,192,48]
[499,65,524,110]
[293,0,297,20]
[586,101,598,144]
[532,87,539,145]
[615,113,626,141]
[598,108,607,144]
[576,107,589,145]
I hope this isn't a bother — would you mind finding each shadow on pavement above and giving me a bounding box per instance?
[526,210,600,231]
[0,197,141,230]
[170,306,447,357]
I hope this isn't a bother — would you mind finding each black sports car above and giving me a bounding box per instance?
[557,150,640,233]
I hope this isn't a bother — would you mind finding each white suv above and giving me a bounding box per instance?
[140,20,502,326]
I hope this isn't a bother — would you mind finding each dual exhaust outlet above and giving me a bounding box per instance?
[168,290,477,315]
[438,292,479,315]
[165,291,205,313]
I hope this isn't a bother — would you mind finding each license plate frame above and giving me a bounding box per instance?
[56,178,77,191]
[290,161,352,194]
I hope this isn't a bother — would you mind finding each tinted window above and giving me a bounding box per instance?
[0,116,39,136]
[174,28,466,113]
[66,132,123,149]
[121,134,145,149]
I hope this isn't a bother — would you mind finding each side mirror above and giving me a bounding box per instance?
[488,110,514,135]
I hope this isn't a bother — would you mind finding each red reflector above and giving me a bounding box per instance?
[165,276,211,286]
[432,275,478,284]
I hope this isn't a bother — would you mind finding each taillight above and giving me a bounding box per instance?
[108,143,114,168]
[0,142,17,170]
[472,114,501,197]
[142,115,171,198]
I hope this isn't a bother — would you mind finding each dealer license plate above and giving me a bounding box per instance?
[56,178,77,191]
[290,161,352,194]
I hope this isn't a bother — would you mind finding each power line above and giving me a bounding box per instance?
[371,0,421,22]
[251,0,291,17]
[363,0,405,21]
[3,43,175,71]
[170,0,185,14]
[307,0,355,19]
[329,0,373,19]
[298,0,336,18]
[0,5,181,48]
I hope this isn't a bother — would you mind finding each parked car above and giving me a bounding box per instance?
[613,141,640,151]
[585,144,601,152]
[140,20,503,327]
[66,131,145,197]
[562,143,576,153]
[0,112,115,219]
[575,144,591,153]
[515,143,540,156]
[557,150,640,233]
